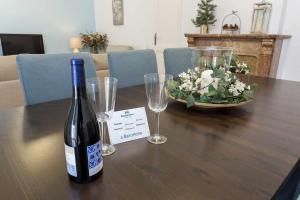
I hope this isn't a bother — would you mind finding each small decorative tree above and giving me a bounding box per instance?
[192,0,217,33]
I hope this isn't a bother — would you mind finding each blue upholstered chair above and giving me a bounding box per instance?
[17,53,96,105]
[163,48,193,77]
[108,49,158,88]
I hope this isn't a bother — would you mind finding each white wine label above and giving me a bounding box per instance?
[65,144,77,177]
[87,141,103,176]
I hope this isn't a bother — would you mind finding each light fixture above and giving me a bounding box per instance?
[69,37,81,53]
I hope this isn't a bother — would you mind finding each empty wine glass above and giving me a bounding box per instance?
[86,77,118,156]
[144,73,173,144]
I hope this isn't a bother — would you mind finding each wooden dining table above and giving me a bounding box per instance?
[0,77,300,200]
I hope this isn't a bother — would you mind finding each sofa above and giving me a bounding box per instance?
[0,45,133,108]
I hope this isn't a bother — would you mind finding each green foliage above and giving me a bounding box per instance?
[229,53,251,74]
[187,95,196,108]
[199,95,210,103]
[207,85,218,97]
[192,0,217,27]
[242,90,253,101]
[168,80,179,91]
[213,68,225,79]
[230,54,238,66]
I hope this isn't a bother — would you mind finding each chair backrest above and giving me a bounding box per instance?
[17,53,96,105]
[164,48,193,77]
[108,49,158,88]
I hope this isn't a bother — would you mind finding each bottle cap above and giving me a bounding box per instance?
[71,58,84,65]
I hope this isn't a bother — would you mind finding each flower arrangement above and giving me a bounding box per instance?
[80,32,108,54]
[169,66,257,108]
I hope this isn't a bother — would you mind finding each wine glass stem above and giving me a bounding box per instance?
[103,122,107,144]
[99,121,104,143]
[155,112,160,136]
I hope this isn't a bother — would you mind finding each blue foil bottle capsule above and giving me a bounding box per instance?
[71,58,85,87]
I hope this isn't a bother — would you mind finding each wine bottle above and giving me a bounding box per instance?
[64,58,102,183]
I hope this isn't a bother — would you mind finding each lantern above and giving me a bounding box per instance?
[250,0,272,34]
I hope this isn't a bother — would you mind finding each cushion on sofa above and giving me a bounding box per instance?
[107,45,134,52]
[0,55,19,81]
[92,45,134,72]
[0,80,24,108]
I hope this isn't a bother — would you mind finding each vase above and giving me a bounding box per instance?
[99,47,107,53]
[200,25,208,34]
[90,47,99,54]
[191,46,233,71]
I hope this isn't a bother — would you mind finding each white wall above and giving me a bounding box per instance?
[181,0,285,46]
[0,0,95,53]
[277,0,300,82]
[95,0,286,47]
[94,0,155,49]
[94,0,300,81]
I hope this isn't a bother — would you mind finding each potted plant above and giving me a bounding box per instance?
[192,0,217,34]
[80,32,109,54]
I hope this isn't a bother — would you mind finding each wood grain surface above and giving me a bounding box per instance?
[0,77,300,200]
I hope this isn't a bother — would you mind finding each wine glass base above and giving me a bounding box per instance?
[102,144,116,156]
[147,134,167,144]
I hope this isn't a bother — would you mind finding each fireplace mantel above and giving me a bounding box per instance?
[185,34,291,78]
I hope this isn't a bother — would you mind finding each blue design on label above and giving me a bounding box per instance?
[87,141,102,175]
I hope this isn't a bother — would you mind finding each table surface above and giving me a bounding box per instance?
[0,77,300,200]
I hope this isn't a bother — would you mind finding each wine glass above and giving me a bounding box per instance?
[144,73,173,144]
[86,77,118,156]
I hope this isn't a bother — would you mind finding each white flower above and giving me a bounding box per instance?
[179,80,193,92]
[201,70,213,79]
[197,70,218,95]
[229,84,240,96]
[233,90,240,96]
[195,78,201,86]
[235,80,246,92]
[225,71,232,82]
[178,72,190,81]
[178,72,186,78]
[228,80,247,97]
[190,70,198,80]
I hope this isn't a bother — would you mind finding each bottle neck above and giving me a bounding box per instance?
[71,63,87,99]
[72,85,87,99]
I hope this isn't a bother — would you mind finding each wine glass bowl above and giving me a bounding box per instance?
[144,73,173,144]
[87,77,118,156]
